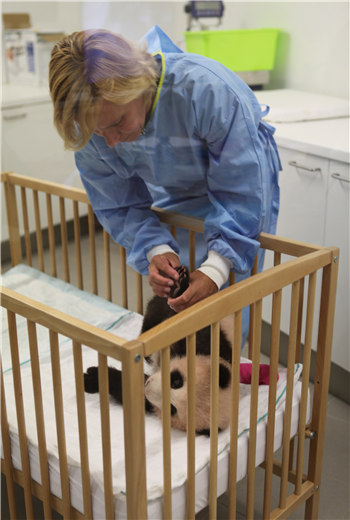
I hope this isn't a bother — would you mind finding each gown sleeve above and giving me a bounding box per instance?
[75,139,179,274]
[191,75,274,274]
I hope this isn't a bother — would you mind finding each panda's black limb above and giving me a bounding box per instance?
[196,427,223,437]
[142,265,189,337]
[168,265,189,298]
[84,365,155,413]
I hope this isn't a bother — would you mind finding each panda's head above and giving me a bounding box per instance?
[144,355,232,434]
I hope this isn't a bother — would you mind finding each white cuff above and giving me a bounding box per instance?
[197,250,232,290]
[146,244,179,263]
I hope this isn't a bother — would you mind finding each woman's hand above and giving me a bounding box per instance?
[148,253,180,297]
[167,270,218,313]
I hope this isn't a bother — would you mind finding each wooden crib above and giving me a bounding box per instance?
[1,171,339,519]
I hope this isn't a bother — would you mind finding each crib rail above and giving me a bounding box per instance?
[139,248,332,355]
[1,172,339,520]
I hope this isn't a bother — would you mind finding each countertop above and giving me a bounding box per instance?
[257,89,350,164]
[1,84,51,109]
[272,117,349,164]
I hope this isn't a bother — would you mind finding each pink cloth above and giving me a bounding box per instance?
[240,363,279,385]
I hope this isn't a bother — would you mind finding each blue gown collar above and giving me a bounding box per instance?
[142,25,183,54]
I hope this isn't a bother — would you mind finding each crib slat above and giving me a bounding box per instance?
[59,196,70,282]
[1,358,18,520]
[28,320,52,519]
[73,201,83,289]
[4,177,23,265]
[279,280,300,508]
[161,347,172,519]
[251,254,259,276]
[248,256,259,360]
[120,246,128,309]
[170,224,177,239]
[73,342,93,518]
[288,275,306,488]
[248,255,259,361]
[209,321,220,520]
[103,230,112,301]
[88,206,98,295]
[33,189,45,271]
[295,277,305,363]
[295,272,316,494]
[189,230,196,273]
[137,273,143,315]
[246,299,262,519]
[263,288,282,519]
[229,271,236,286]
[50,330,71,518]
[274,251,282,267]
[186,333,196,519]
[98,354,114,519]
[46,193,57,277]
[20,186,32,266]
[7,310,35,519]
[228,310,242,519]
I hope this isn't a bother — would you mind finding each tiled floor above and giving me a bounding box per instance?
[1,234,349,519]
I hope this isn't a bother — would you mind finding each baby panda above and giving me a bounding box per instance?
[84,266,233,435]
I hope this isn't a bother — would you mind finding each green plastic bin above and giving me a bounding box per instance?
[184,28,280,71]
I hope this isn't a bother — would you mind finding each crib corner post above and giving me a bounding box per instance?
[122,341,148,520]
[305,247,339,519]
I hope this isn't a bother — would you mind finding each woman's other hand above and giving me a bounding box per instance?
[167,270,218,313]
[148,253,180,297]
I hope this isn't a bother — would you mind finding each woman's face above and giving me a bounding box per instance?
[95,97,149,146]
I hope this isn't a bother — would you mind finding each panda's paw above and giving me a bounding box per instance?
[84,366,99,393]
[169,265,189,298]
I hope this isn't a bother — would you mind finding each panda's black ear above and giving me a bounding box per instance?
[219,363,231,389]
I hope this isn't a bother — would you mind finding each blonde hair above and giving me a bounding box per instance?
[49,29,159,150]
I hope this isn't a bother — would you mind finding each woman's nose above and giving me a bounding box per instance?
[103,129,121,147]
[96,128,121,148]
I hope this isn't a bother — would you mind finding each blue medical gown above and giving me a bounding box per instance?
[75,26,281,346]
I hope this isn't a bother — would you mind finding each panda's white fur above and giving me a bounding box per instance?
[145,355,232,433]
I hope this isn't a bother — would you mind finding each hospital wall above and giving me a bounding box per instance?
[2,1,349,99]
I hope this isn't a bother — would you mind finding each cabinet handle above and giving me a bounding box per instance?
[288,160,321,173]
[3,113,27,121]
[331,173,350,183]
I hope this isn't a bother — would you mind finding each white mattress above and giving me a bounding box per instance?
[257,89,350,123]
[1,265,307,518]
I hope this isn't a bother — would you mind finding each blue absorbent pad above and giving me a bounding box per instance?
[1,264,143,372]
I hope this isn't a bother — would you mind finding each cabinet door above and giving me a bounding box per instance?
[324,160,350,370]
[2,102,80,241]
[2,102,77,183]
[276,147,328,244]
[262,147,328,339]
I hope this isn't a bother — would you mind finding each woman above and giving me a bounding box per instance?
[49,25,280,319]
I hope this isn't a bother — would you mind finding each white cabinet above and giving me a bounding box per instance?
[1,97,80,241]
[323,160,349,369]
[263,145,349,372]
[2,101,77,182]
